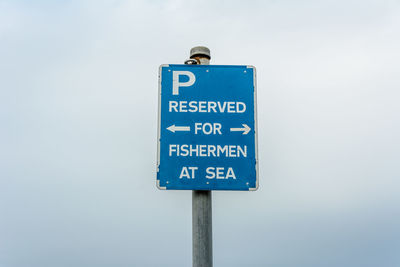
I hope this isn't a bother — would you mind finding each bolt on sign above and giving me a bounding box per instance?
[157,64,258,191]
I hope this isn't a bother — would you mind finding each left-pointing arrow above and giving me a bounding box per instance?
[167,125,191,133]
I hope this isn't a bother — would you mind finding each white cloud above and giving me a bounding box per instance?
[0,0,399,266]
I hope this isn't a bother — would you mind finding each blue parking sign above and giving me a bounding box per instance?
[157,64,258,191]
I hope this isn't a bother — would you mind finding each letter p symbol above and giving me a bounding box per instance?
[172,71,196,95]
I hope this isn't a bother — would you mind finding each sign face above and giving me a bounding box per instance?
[157,64,258,191]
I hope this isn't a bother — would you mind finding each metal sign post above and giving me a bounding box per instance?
[193,189,212,267]
[190,47,213,267]
[157,46,258,267]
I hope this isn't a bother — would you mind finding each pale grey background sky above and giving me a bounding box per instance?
[1,0,399,266]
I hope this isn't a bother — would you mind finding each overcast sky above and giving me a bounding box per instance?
[1,0,400,266]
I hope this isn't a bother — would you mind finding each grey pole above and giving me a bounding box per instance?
[190,46,213,267]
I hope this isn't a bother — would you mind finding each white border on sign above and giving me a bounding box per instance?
[247,65,259,191]
[156,64,168,190]
[156,64,259,191]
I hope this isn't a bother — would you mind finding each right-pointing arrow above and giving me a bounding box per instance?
[230,124,251,135]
